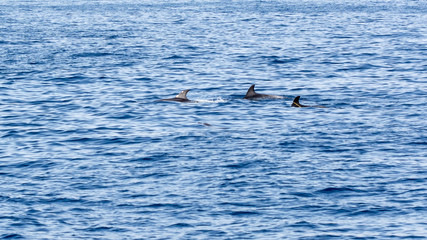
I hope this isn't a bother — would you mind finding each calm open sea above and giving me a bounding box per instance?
[1,0,426,239]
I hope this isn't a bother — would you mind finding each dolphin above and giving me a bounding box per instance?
[243,84,285,100]
[158,89,192,102]
[291,96,327,108]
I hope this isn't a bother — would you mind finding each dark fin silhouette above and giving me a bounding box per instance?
[244,84,257,99]
[291,96,327,108]
[175,89,190,99]
[292,96,305,107]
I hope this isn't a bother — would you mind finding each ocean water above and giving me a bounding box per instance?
[1,0,426,239]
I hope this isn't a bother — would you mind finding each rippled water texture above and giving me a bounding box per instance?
[1,0,426,239]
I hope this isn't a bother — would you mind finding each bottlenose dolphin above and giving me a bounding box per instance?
[291,96,327,108]
[158,89,192,102]
[243,84,285,100]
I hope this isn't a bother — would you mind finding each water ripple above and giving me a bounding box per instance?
[1,0,426,239]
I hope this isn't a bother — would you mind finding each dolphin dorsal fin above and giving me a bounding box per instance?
[175,89,190,99]
[292,96,302,107]
[245,84,257,98]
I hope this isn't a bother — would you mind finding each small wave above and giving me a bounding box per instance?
[336,63,381,71]
[163,54,184,60]
[69,207,93,212]
[71,52,114,58]
[317,187,359,193]
[142,203,185,209]
[290,192,315,198]
[223,162,252,169]
[49,75,88,84]
[129,152,169,162]
[168,223,194,228]
[106,34,120,40]
[230,211,261,216]
[1,234,24,239]
[84,226,113,232]
[195,97,229,103]
[262,55,301,64]
[288,221,318,229]
[346,207,398,217]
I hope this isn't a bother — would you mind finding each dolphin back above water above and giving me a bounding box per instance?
[243,84,285,100]
[158,89,191,102]
[157,88,328,107]
[292,96,327,108]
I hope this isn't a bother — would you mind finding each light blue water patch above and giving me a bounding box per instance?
[1,0,426,239]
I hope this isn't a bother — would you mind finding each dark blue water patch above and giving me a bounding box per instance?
[391,177,427,184]
[69,207,94,213]
[70,50,118,58]
[181,44,199,51]
[3,160,55,170]
[1,130,25,138]
[134,77,154,83]
[26,98,73,105]
[0,216,20,223]
[121,193,157,199]
[345,206,402,217]
[131,172,176,180]
[105,34,121,40]
[218,202,259,209]
[69,180,117,191]
[63,136,156,145]
[81,226,121,232]
[1,120,44,128]
[318,146,354,153]
[409,140,427,146]
[0,234,24,239]
[186,229,227,238]
[42,197,84,204]
[388,236,427,240]
[299,234,342,240]
[316,187,361,194]
[261,55,301,65]
[222,161,254,169]
[163,54,186,60]
[128,153,170,163]
[229,210,261,216]
[140,203,186,209]
[168,222,194,228]
[289,191,315,198]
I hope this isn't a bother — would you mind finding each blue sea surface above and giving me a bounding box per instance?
[1,0,426,239]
